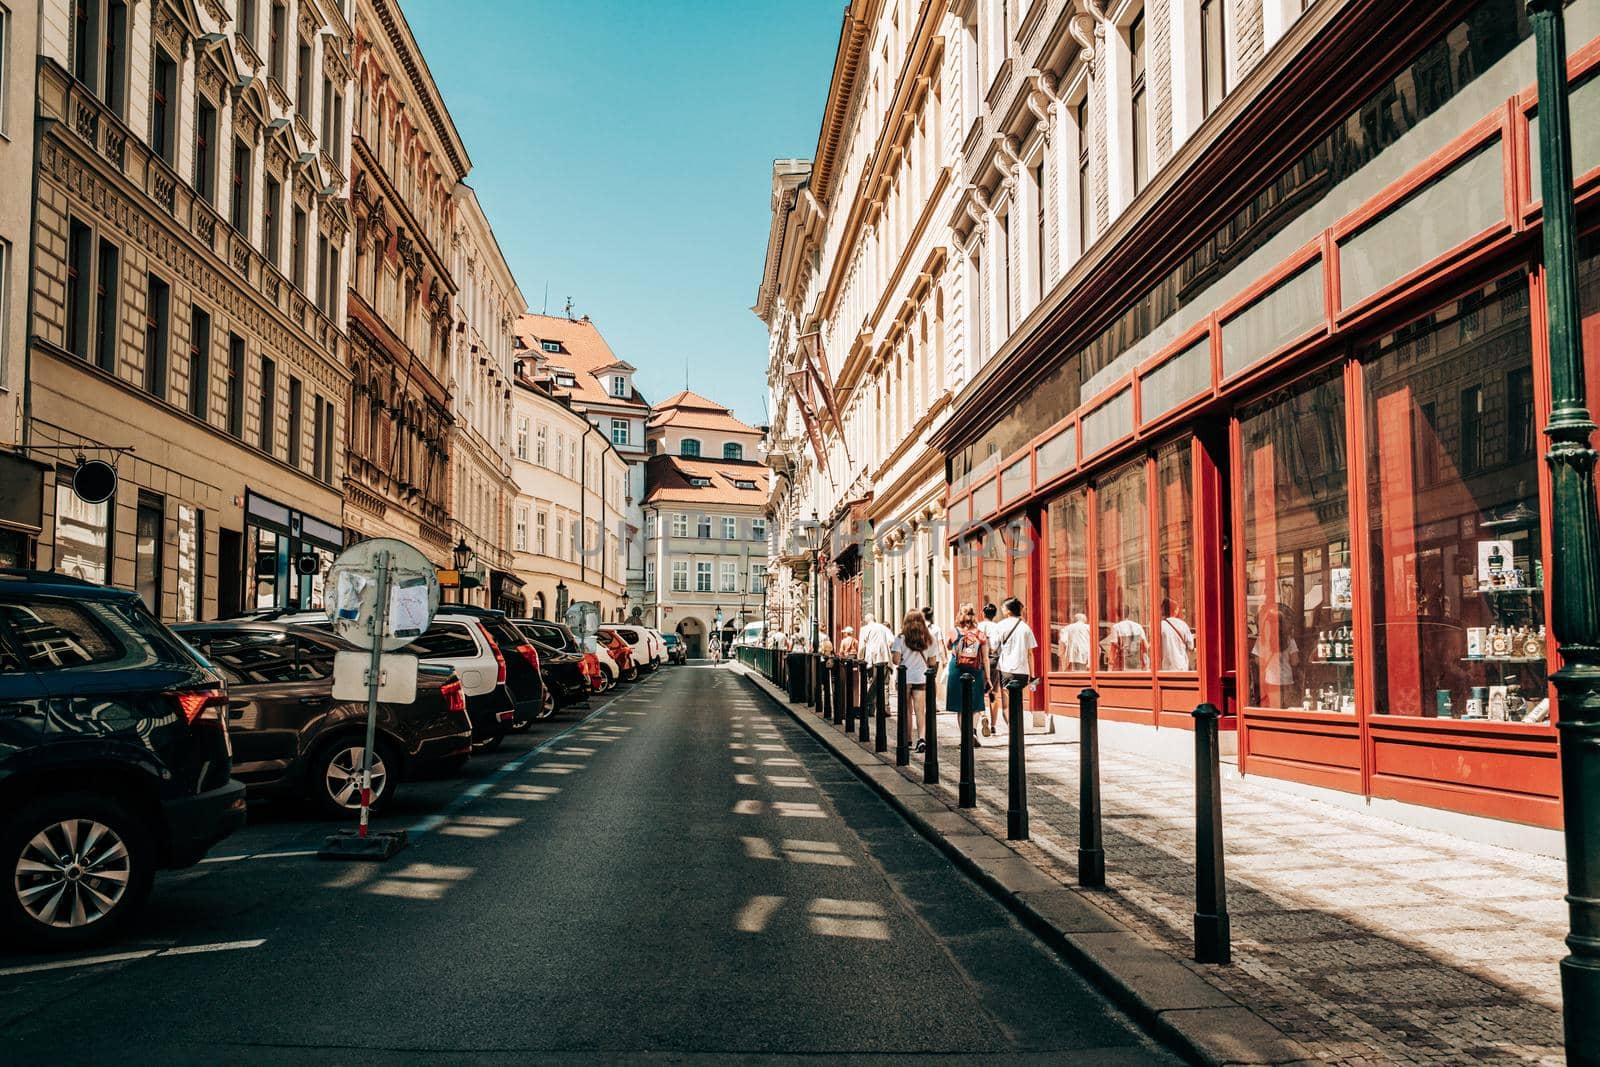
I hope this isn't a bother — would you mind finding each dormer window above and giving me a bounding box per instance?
[541,340,561,353]
[611,375,628,398]
[680,439,701,458]
[689,477,712,487]
[555,372,576,387]
[723,443,744,460]
[733,479,757,490]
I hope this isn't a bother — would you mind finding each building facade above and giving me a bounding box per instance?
[449,184,523,611]
[763,0,1600,831]
[508,359,630,624]
[343,0,467,567]
[26,0,353,620]
[0,0,41,565]
[642,392,769,655]
[514,311,649,610]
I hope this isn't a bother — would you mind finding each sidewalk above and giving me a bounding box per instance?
[732,663,1567,1066]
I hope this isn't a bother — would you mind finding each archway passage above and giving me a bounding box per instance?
[676,615,706,658]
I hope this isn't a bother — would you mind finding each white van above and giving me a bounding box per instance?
[735,621,765,648]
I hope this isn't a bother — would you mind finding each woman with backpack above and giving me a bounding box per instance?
[890,610,934,753]
[945,603,988,747]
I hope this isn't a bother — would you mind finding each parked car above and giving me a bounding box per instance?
[174,622,473,816]
[661,632,688,665]
[441,606,550,727]
[595,628,638,682]
[527,640,591,708]
[643,628,669,668]
[0,570,246,949]
[587,638,620,690]
[608,626,658,673]
[509,618,603,703]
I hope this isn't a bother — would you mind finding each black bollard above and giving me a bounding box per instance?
[874,664,888,754]
[1007,678,1029,840]
[1078,688,1105,888]
[1193,703,1230,964]
[959,673,977,808]
[836,656,848,729]
[842,658,855,731]
[823,656,835,721]
[895,664,910,766]
[807,654,818,709]
[857,661,871,744]
[923,671,940,784]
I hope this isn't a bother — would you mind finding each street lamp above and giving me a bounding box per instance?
[621,590,631,622]
[804,509,823,652]
[451,538,473,605]
[1527,1,1600,1060]
[556,579,569,621]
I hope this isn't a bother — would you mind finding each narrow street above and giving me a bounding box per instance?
[0,665,1176,1064]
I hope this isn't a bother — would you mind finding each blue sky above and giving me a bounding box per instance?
[403,0,842,428]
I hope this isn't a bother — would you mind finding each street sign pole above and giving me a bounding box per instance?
[357,549,391,840]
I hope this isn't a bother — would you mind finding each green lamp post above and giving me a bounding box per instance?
[1527,2,1600,1062]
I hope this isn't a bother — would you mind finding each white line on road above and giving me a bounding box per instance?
[0,939,266,978]
[199,849,319,864]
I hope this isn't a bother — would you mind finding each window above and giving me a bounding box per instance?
[1201,0,1228,117]
[1033,159,1048,299]
[291,208,307,290]
[733,479,757,490]
[239,0,256,48]
[751,563,767,594]
[535,511,547,554]
[696,561,712,592]
[535,423,548,465]
[645,559,656,591]
[65,219,91,361]
[688,477,711,487]
[230,139,252,232]
[1046,486,1090,671]
[1364,275,1545,723]
[1129,12,1148,193]
[315,234,330,312]
[751,518,766,542]
[72,0,126,116]
[1096,460,1149,671]
[264,177,281,266]
[1240,369,1351,711]
[671,561,689,592]
[13,598,122,670]
[258,357,276,454]
[314,396,334,482]
[135,492,163,614]
[151,48,176,165]
[287,377,303,467]
[697,515,712,539]
[540,340,560,353]
[93,239,117,373]
[176,504,201,623]
[515,416,529,459]
[611,375,627,397]
[295,38,311,112]
[53,479,110,584]
[188,305,210,419]
[611,418,629,446]
[720,562,738,593]
[723,442,743,460]
[566,516,576,560]
[269,2,287,82]
[722,517,738,540]
[672,513,688,538]
[194,95,217,204]
[408,623,479,660]
[514,506,528,551]
[1076,96,1092,249]
[227,334,246,437]
[1155,442,1196,671]
[680,438,701,458]
[144,274,169,399]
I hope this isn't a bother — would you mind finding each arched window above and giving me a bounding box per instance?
[723,443,744,460]
[532,591,547,620]
[680,438,701,458]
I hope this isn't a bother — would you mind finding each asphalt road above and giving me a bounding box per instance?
[0,663,1179,1064]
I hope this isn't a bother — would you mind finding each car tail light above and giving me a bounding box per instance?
[516,643,541,672]
[441,679,466,715]
[479,623,507,685]
[581,652,600,679]
[170,684,227,724]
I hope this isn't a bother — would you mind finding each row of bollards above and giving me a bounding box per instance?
[773,654,1229,966]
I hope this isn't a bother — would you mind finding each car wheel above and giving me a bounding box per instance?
[625,666,639,682]
[473,730,506,754]
[535,685,557,721]
[1,792,155,951]
[314,738,398,819]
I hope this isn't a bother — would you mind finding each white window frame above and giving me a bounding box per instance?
[671,560,689,592]
[610,417,629,446]
[645,558,656,592]
[611,374,627,397]
[671,512,688,538]
[719,561,738,593]
[751,517,766,542]
[722,516,737,540]
[514,505,528,551]
[695,561,713,593]
[536,510,547,554]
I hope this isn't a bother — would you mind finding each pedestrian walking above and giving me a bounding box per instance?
[978,602,1004,735]
[994,597,1039,731]
[945,603,989,747]
[890,610,934,752]
[837,626,858,658]
[858,614,895,666]
[709,633,722,662]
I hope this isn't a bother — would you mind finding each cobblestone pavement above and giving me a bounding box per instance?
[828,690,1567,1065]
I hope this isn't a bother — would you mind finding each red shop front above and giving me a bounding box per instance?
[944,0,1600,829]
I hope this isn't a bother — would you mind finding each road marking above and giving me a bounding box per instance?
[735,895,784,933]
[199,848,319,864]
[0,939,265,977]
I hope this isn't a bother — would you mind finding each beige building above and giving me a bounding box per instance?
[642,392,769,656]
[343,0,467,569]
[449,185,524,611]
[26,0,353,619]
[509,358,629,624]
[0,0,40,565]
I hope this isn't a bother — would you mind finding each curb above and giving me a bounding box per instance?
[731,662,1307,1067]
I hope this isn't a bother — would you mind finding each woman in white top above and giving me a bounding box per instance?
[890,610,935,753]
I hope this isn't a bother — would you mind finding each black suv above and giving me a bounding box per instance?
[442,606,551,726]
[0,570,246,949]
[175,622,473,816]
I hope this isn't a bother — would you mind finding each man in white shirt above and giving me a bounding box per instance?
[1059,613,1092,670]
[1101,615,1149,670]
[977,603,1004,734]
[1159,599,1196,671]
[858,614,895,666]
[994,597,1038,731]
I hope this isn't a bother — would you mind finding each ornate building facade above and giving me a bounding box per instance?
[344,0,466,566]
[27,0,353,619]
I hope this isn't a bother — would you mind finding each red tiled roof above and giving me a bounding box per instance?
[643,454,770,507]
[646,389,761,436]
[515,313,648,411]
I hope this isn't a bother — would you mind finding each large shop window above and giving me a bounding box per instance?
[1155,442,1197,671]
[1097,460,1150,671]
[982,529,1006,609]
[1046,487,1090,672]
[1364,273,1548,724]
[1240,370,1352,712]
[53,479,110,585]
